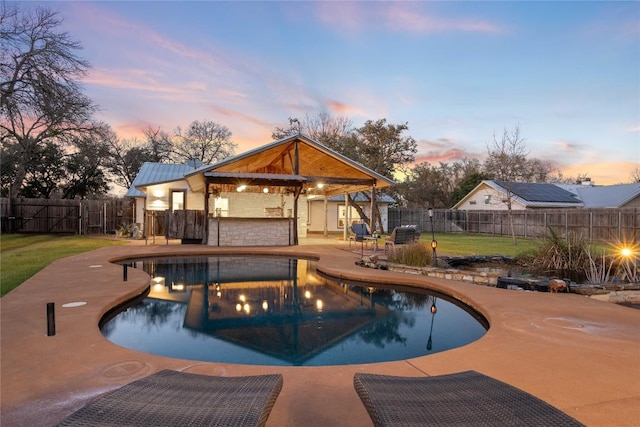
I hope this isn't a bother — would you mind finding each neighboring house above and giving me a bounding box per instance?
[452,180,640,210]
[307,191,396,233]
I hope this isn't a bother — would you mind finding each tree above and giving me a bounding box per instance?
[1,4,100,197]
[60,135,110,199]
[143,126,172,162]
[449,171,490,206]
[483,124,529,244]
[355,119,417,179]
[104,131,149,190]
[171,120,236,164]
[394,162,452,209]
[20,142,66,198]
[353,119,417,232]
[271,110,355,150]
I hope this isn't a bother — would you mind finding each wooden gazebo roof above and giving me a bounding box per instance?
[184,135,395,196]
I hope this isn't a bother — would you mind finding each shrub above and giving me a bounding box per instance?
[387,242,432,267]
[522,228,620,283]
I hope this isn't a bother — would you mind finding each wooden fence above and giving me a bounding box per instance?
[0,198,134,235]
[389,207,639,243]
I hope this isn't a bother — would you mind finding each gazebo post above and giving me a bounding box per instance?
[370,183,376,234]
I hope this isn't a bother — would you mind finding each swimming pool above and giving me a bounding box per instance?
[103,256,487,366]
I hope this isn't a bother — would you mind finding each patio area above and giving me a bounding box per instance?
[1,236,638,426]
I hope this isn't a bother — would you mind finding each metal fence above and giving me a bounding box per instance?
[388,207,639,243]
[0,198,135,235]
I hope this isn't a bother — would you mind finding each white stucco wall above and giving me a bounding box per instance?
[143,182,204,212]
[456,187,526,211]
[307,198,390,233]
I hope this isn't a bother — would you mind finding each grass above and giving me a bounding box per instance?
[312,231,540,257]
[0,231,596,297]
[417,233,538,257]
[0,234,125,297]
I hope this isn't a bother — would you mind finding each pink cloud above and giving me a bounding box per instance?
[314,2,505,35]
[413,148,472,165]
[413,138,483,165]
[208,106,273,129]
[383,5,505,34]
[315,2,366,33]
[325,100,365,116]
[551,140,586,152]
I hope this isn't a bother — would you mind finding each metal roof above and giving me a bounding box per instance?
[557,183,640,208]
[326,192,396,203]
[125,162,200,198]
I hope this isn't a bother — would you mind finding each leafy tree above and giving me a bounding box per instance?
[1,4,101,197]
[20,142,66,198]
[104,131,149,190]
[394,162,452,209]
[351,119,417,232]
[449,171,490,206]
[355,119,417,179]
[171,120,236,164]
[61,135,110,199]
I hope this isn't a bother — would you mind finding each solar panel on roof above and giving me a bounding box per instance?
[495,181,580,203]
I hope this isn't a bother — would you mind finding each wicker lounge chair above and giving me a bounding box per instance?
[384,226,419,253]
[57,369,283,427]
[354,371,584,426]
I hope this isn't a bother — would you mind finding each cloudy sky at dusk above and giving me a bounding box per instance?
[32,1,639,185]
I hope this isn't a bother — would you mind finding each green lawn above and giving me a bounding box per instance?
[418,233,539,257]
[0,234,126,297]
[0,232,543,297]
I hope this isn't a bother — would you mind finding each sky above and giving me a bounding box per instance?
[31,1,640,185]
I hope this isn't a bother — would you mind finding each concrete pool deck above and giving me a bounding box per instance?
[1,237,639,426]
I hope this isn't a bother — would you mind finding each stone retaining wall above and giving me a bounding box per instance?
[208,217,294,246]
[385,264,501,286]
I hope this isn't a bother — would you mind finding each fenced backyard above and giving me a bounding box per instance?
[389,207,639,243]
[0,198,134,235]
[2,197,638,244]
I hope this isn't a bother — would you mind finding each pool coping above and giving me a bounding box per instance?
[1,239,639,426]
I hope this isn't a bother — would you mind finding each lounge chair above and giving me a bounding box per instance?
[349,223,372,247]
[353,371,584,426]
[384,226,419,253]
[57,369,283,427]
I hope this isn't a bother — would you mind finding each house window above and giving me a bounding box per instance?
[484,195,492,204]
[337,204,360,228]
[469,200,477,205]
[171,190,185,211]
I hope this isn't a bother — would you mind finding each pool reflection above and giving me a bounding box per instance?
[104,256,486,366]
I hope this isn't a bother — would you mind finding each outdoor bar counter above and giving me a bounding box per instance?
[207,216,296,246]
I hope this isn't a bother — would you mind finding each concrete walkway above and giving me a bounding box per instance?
[1,237,639,426]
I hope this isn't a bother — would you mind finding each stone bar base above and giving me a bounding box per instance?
[208,217,295,246]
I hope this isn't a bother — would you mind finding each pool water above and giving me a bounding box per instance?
[103,256,487,366]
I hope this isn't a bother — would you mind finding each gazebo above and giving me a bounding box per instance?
[183,134,395,246]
